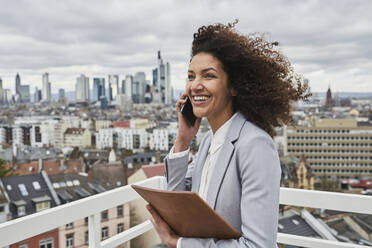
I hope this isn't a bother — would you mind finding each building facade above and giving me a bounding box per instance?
[286,119,372,179]
[42,73,52,102]
[75,74,90,102]
[64,128,92,148]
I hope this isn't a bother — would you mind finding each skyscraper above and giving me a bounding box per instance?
[152,51,172,104]
[93,78,105,101]
[19,85,30,103]
[133,72,146,103]
[121,79,126,94]
[15,73,21,96]
[125,75,133,99]
[108,75,119,101]
[75,74,90,102]
[0,77,3,104]
[4,89,12,104]
[42,73,51,102]
[58,89,65,99]
[34,87,42,103]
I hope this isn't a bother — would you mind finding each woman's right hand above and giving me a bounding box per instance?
[174,93,201,153]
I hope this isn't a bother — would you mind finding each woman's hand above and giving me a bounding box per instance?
[147,204,179,248]
[174,93,201,153]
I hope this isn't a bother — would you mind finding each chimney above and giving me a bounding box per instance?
[88,170,92,183]
[155,151,161,163]
[38,158,43,172]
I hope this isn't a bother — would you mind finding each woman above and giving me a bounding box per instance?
[147,21,310,248]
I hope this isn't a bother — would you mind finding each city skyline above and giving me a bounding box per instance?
[0,0,371,92]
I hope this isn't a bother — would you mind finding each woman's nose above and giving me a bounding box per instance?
[190,77,203,91]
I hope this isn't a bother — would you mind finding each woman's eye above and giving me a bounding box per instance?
[205,73,215,78]
[188,75,195,80]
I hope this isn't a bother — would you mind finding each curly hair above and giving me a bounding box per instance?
[191,20,311,137]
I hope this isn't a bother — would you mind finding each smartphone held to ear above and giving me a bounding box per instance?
[181,97,197,126]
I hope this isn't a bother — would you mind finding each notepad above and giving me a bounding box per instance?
[131,184,241,239]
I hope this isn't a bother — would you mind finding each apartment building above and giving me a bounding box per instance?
[64,128,92,148]
[286,119,372,179]
[149,128,177,151]
[96,128,148,150]
[49,173,130,248]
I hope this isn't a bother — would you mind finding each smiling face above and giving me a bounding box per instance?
[187,52,236,130]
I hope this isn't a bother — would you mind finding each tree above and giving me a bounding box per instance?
[0,159,15,178]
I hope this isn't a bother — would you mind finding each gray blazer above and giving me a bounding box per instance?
[164,112,281,248]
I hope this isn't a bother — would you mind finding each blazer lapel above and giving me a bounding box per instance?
[191,131,211,193]
[206,112,247,208]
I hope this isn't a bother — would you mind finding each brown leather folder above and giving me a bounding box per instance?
[131,184,241,239]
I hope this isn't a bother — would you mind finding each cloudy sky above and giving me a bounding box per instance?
[0,0,371,95]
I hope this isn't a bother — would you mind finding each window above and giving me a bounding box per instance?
[85,217,88,225]
[19,243,28,248]
[39,238,54,248]
[0,206,4,212]
[36,201,50,212]
[117,205,123,217]
[32,181,41,190]
[101,210,108,221]
[117,223,124,233]
[18,206,26,216]
[18,184,29,196]
[101,227,109,240]
[85,231,89,244]
[66,234,73,248]
[66,222,73,229]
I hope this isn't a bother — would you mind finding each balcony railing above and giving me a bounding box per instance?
[0,176,371,248]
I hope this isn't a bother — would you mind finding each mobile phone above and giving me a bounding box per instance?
[180,97,197,126]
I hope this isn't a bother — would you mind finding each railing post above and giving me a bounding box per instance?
[89,213,101,248]
[160,176,167,190]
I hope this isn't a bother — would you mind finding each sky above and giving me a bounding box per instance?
[0,0,371,94]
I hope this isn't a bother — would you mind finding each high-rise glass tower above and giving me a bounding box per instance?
[125,75,133,98]
[42,73,51,102]
[133,72,146,104]
[19,85,30,103]
[152,51,172,104]
[93,78,105,101]
[0,77,3,104]
[34,87,42,103]
[75,74,90,102]
[15,73,21,96]
[108,75,119,101]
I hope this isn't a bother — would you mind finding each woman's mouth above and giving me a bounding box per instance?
[192,95,211,103]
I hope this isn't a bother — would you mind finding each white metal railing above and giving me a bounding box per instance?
[0,176,371,248]
[0,176,164,248]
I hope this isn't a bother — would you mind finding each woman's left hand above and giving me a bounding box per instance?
[146,204,179,248]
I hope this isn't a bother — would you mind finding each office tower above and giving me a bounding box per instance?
[19,85,30,103]
[42,73,51,102]
[93,78,105,101]
[286,119,372,180]
[4,89,12,104]
[144,81,152,103]
[58,89,65,100]
[34,87,42,103]
[75,74,90,102]
[15,73,21,96]
[121,79,126,94]
[108,75,119,101]
[132,72,146,104]
[0,77,3,104]
[125,75,133,98]
[152,51,172,104]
